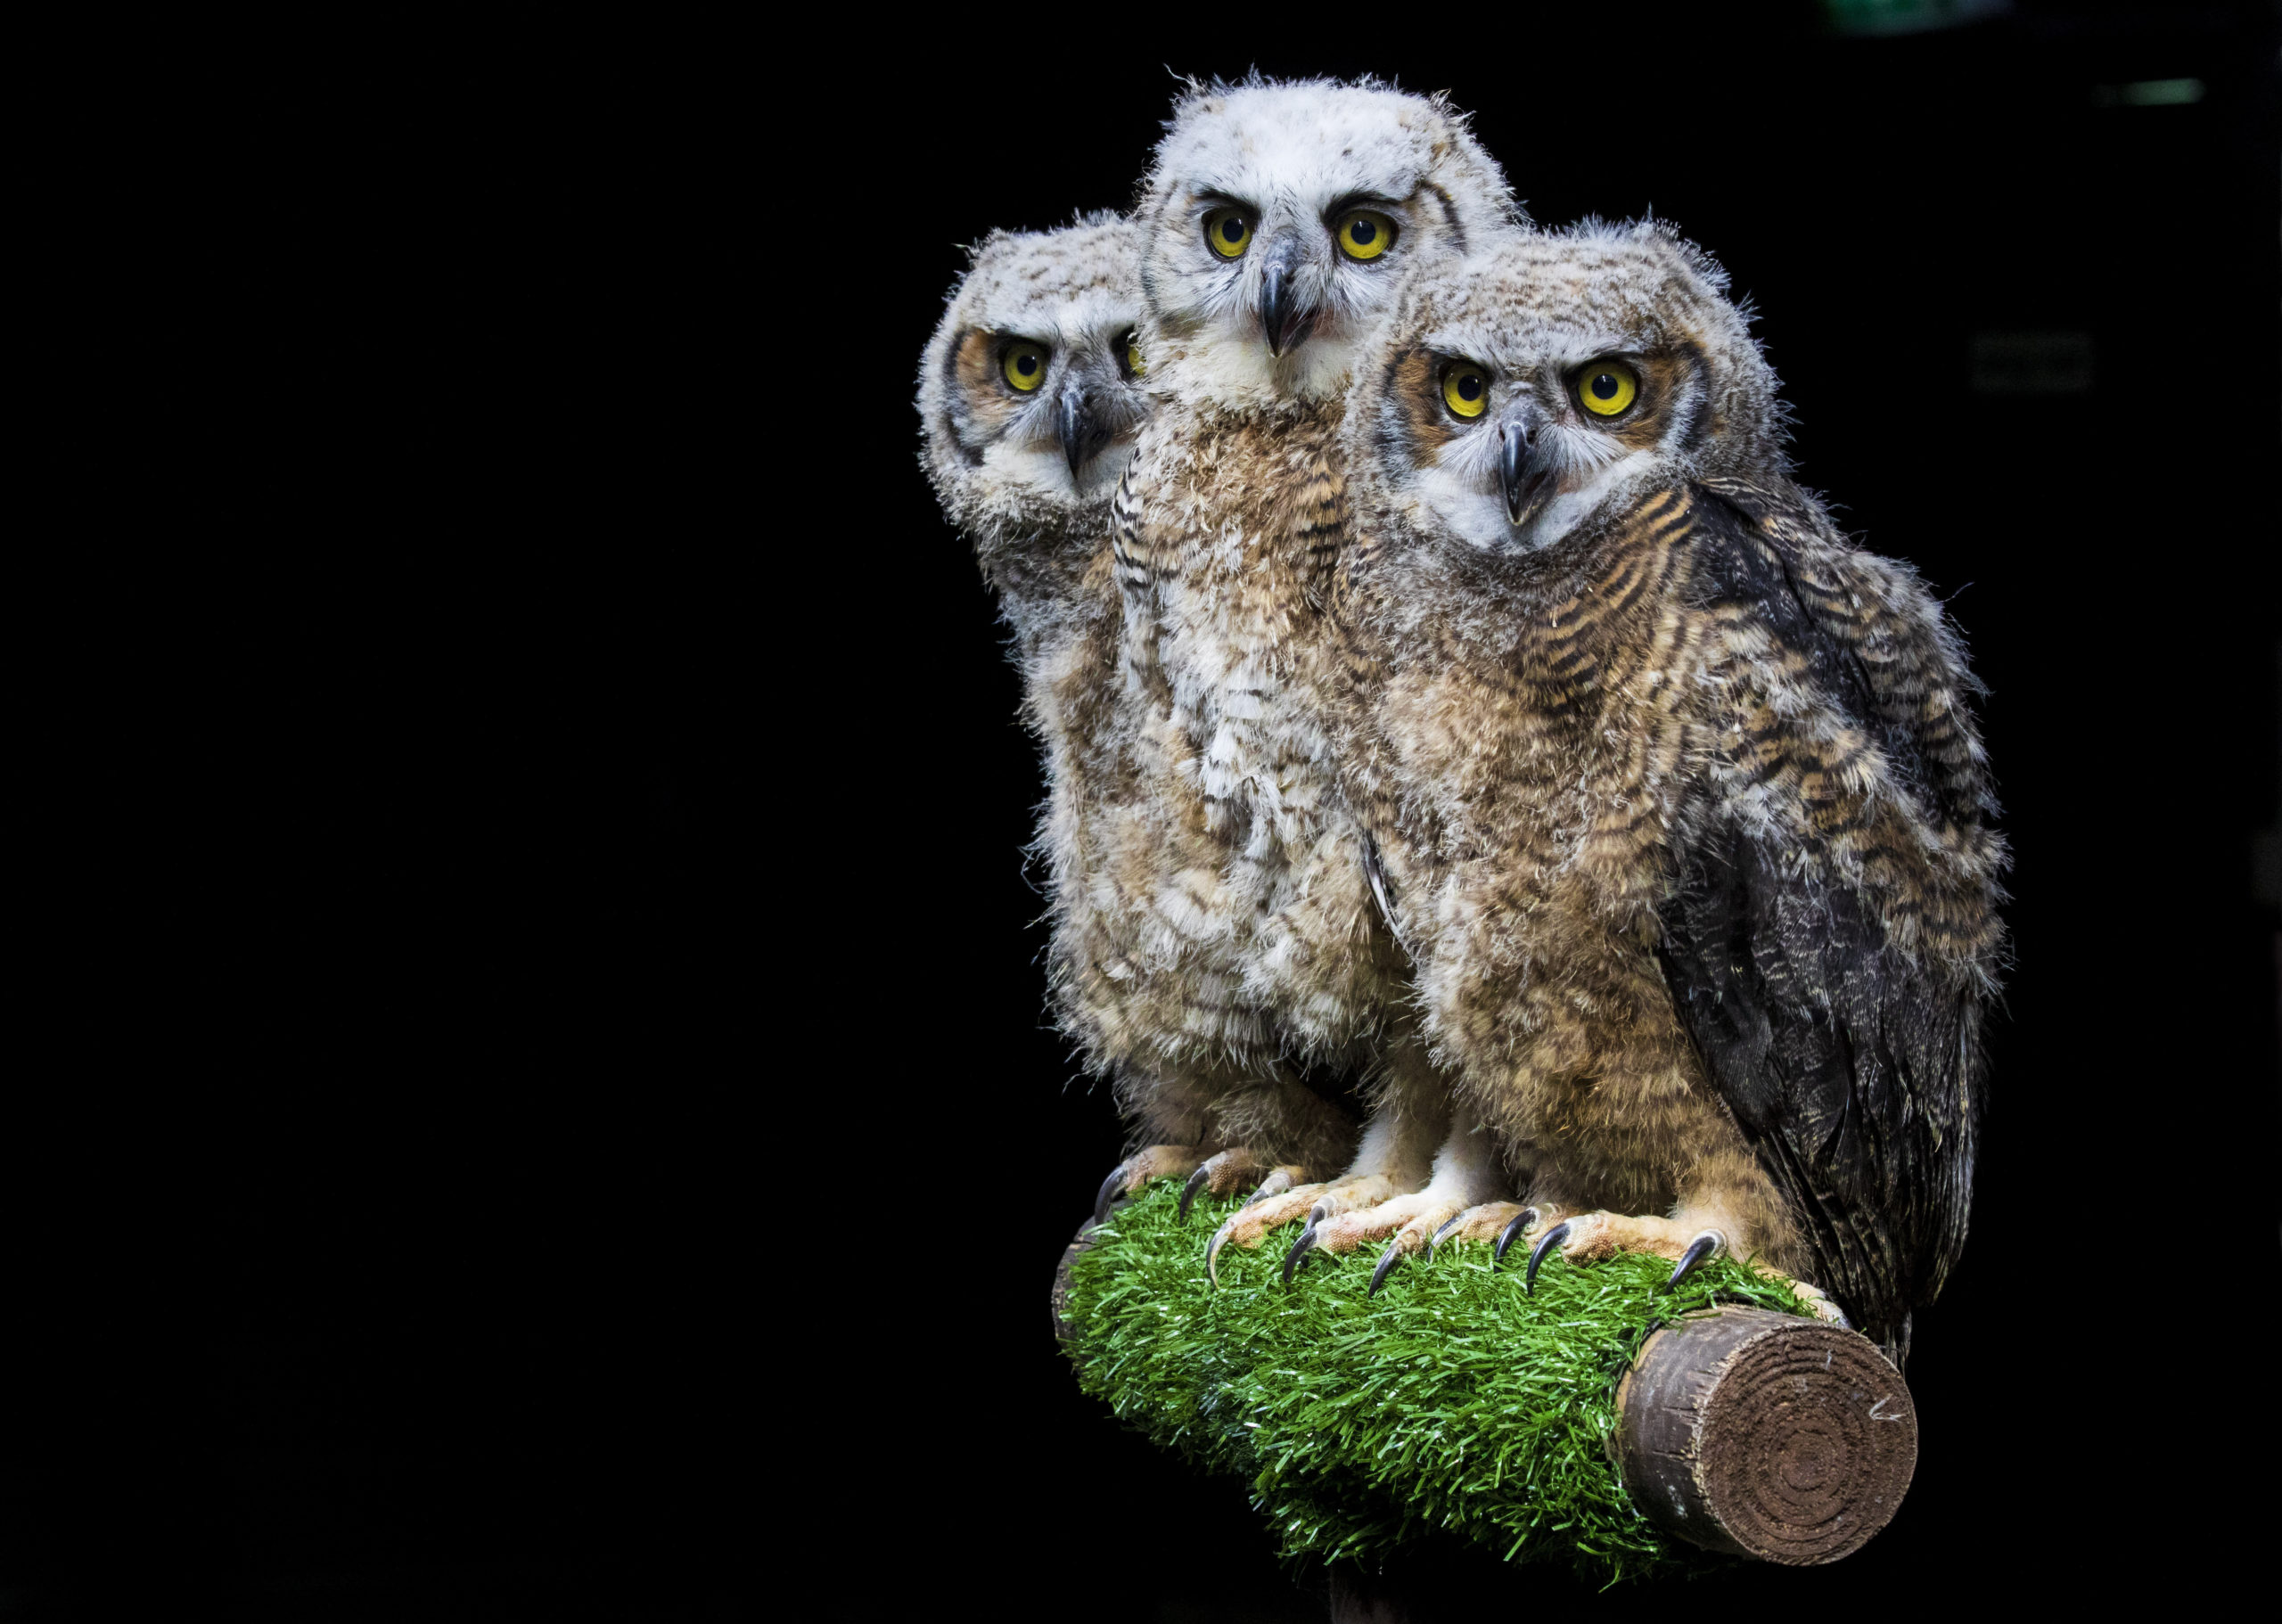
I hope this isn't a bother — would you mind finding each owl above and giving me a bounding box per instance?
[1074,78,1528,1243]
[917,212,1150,654]
[1318,222,2005,1357]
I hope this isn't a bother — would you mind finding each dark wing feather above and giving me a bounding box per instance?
[1656,479,2002,1362]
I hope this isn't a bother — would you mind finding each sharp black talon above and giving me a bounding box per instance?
[1093,1165,1129,1228]
[1524,1220,1571,1294]
[1368,1240,1406,1297]
[1178,1164,1213,1219]
[1282,1225,1319,1287]
[1493,1208,1540,1265]
[1661,1231,1722,1293]
[1428,1213,1465,1258]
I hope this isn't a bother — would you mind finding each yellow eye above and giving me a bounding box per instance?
[1003,341,1048,392]
[1577,360,1638,417]
[1125,335,1145,377]
[1441,364,1489,419]
[1204,209,1252,259]
[1336,210,1395,261]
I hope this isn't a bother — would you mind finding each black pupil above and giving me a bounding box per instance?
[1457,373,1482,401]
[1591,372,1619,399]
[1349,217,1376,246]
[1016,352,1039,376]
[1220,217,1244,242]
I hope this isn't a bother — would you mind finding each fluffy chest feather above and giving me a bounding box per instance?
[1135,403,1347,860]
[1368,490,1705,928]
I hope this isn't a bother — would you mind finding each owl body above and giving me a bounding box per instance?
[1051,80,1524,1194]
[1050,394,1401,1104]
[1339,225,2004,1352]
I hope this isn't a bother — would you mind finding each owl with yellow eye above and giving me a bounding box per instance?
[1078,76,1529,1238]
[1309,220,2007,1363]
[919,212,1149,650]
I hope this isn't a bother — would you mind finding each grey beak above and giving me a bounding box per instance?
[1259,238,1314,357]
[1499,420,1531,525]
[1057,384,1110,477]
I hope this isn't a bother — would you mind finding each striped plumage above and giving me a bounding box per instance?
[1332,224,2004,1358]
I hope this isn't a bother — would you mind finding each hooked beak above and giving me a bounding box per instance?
[1498,416,1553,528]
[1056,384,1112,478]
[1259,236,1316,357]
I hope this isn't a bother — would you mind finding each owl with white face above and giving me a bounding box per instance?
[1132,76,1518,409]
[1307,223,2005,1357]
[918,213,1149,648]
[1079,78,1527,1235]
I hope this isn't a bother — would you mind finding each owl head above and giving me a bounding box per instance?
[1348,221,1785,555]
[918,213,1149,568]
[1136,77,1521,409]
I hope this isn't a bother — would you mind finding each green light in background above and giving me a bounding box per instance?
[1822,0,2010,36]
[2091,78,2206,108]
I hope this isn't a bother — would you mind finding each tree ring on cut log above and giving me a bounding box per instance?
[1613,1306,1917,1564]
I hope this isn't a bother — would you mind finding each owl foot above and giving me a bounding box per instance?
[1488,1210,1851,1325]
[1492,1210,1723,1293]
[1092,1144,1207,1226]
[1278,1177,1414,1286]
[1294,1193,1471,1297]
[1201,1173,1399,1285]
[1419,1201,1539,1259]
[1177,1147,1301,1218]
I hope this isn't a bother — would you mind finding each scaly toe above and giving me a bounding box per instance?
[1093,1144,1206,1226]
[1181,1148,1283,1218]
[1244,1167,1303,1207]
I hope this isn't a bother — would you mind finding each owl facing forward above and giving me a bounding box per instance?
[918,213,1149,650]
[1331,224,2006,1357]
[1077,78,1529,1229]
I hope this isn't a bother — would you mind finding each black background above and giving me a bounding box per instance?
[22,6,2282,1620]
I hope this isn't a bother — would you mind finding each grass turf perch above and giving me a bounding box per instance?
[1055,1183,1917,1579]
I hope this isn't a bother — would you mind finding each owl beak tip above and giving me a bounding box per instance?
[1499,421,1531,525]
[1058,387,1108,478]
[1259,245,1317,358]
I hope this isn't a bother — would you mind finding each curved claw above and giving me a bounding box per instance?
[1281,1225,1319,1287]
[1661,1230,1724,1293]
[1524,1220,1572,1294]
[1244,1169,1294,1209]
[1206,1220,1232,1287]
[1178,1165,1213,1219]
[1093,1164,1129,1228]
[1367,1240,1407,1298]
[1427,1214,1464,1258]
[1492,1207,1540,1265]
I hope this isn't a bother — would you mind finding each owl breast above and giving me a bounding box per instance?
[1105,404,1399,1057]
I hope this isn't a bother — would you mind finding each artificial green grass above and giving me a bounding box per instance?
[1060,1181,1815,1586]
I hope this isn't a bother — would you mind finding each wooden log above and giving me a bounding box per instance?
[1055,1228,1916,1565]
[1610,1305,1916,1564]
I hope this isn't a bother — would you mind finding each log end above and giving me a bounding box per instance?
[1613,1306,1917,1565]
